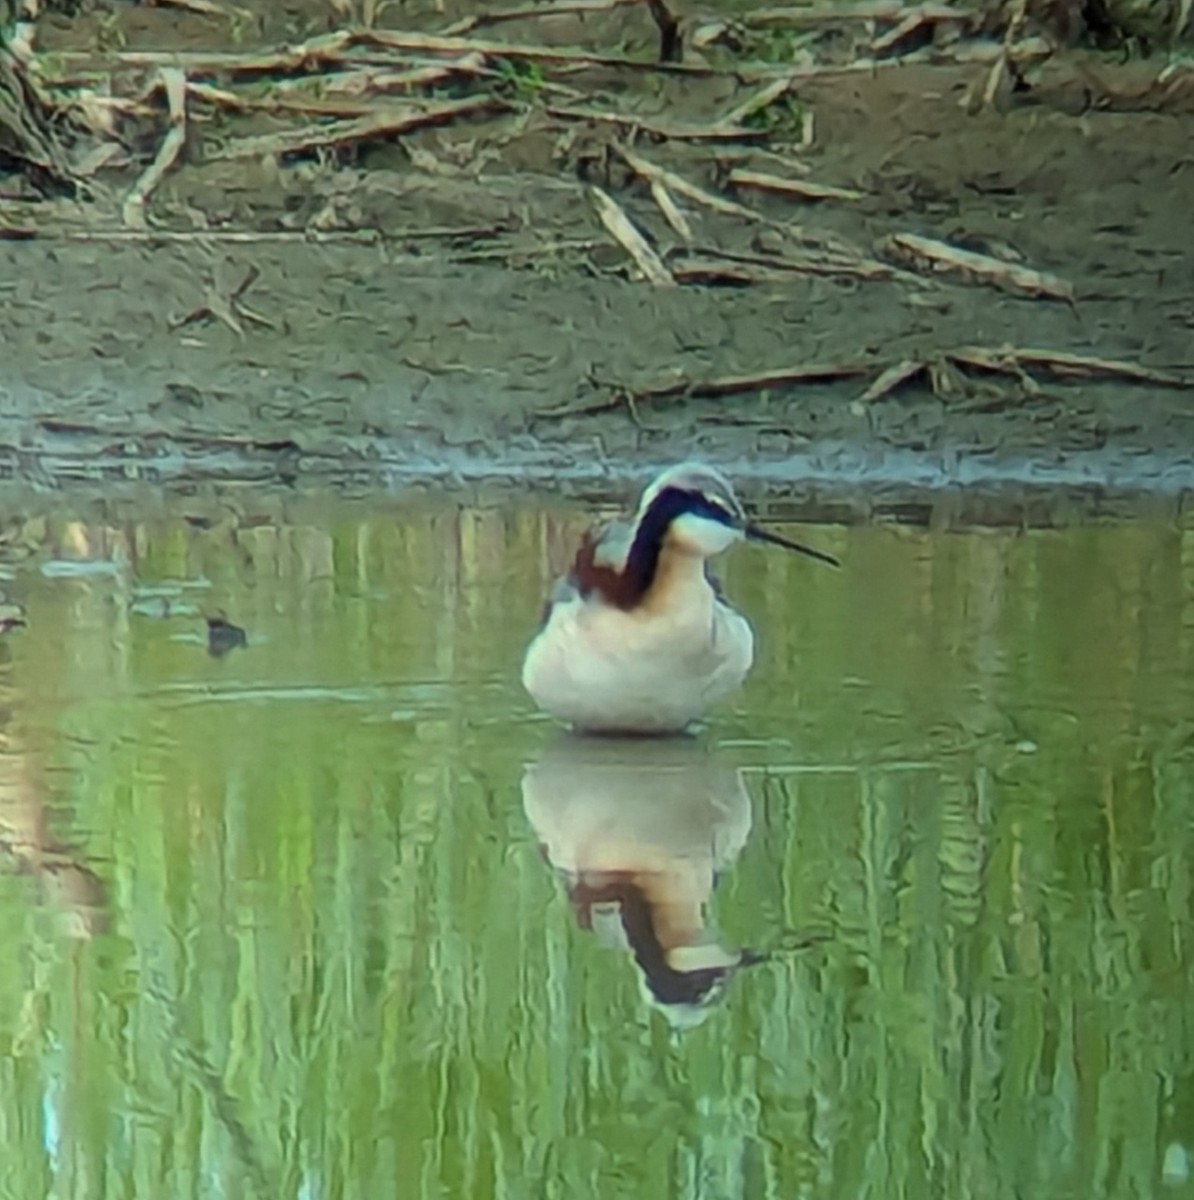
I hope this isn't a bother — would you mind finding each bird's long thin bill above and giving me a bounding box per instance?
[745,524,840,567]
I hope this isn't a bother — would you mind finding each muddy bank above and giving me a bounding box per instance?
[2,1,1193,520]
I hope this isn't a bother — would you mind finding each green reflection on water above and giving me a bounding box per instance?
[0,506,1191,1200]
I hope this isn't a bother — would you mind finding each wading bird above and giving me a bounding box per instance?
[522,736,759,1029]
[522,462,838,735]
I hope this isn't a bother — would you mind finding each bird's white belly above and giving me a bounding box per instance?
[522,599,754,733]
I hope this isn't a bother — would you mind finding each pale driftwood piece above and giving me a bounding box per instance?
[6,226,498,244]
[591,186,675,287]
[950,346,1193,389]
[540,359,877,416]
[718,77,796,129]
[46,30,1049,85]
[620,150,884,264]
[207,96,503,160]
[648,180,692,241]
[668,257,798,286]
[313,54,487,94]
[945,35,1051,64]
[860,359,926,401]
[353,28,711,73]
[684,244,898,282]
[617,146,770,225]
[45,27,709,76]
[880,232,1074,301]
[727,167,864,202]
[122,68,188,229]
[715,146,812,175]
[638,361,874,397]
[871,10,938,54]
[191,69,504,119]
[187,79,379,118]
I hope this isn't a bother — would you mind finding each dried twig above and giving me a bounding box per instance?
[727,167,864,202]
[860,359,927,401]
[546,104,762,142]
[288,54,487,96]
[648,180,692,240]
[880,232,1074,302]
[741,1,973,25]
[680,244,897,283]
[718,77,797,129]
[951,346,1193,388]
[0,226,506,247]
[49,27,718,77]
[152,0,236,14]
[188,54,494,118]
[122,68,188,228]
[617,145,769,224]
[446,0,638,35]
[538,339,1190,422]
[871,9,943,55]
[591,186,675,286]
[448,0,682,61]
[538,360,876,418]
[170,265,270,335]
[207,95,503,160]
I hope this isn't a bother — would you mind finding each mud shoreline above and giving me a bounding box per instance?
[2,5,1192,523]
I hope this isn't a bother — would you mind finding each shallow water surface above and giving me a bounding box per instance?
[0,501,1192,1200]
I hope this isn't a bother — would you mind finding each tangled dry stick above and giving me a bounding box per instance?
[3,0,1189,420]
[536,347,1193,419]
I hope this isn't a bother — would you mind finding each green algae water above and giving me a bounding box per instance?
[0,501,1192,1200]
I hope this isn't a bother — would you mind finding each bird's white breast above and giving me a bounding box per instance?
[522,583,754,734]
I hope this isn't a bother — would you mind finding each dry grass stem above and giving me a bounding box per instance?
[617,146,770,225]
[153,0,236,15]
[881,232,1074,301]
[547,104,763,141]
[122,68,188,228]
[951,346,1193,388]
[860,359,927,400]
[0,226,497,244]
[718,77,797,128]
[742,2,973,26]
[208,95,503,160]
[687,244,896,281]
[591,186,675,286]
[47,27,724,78]
[446,0,638,36]
[727,168,864,202]
[648,180,693,240]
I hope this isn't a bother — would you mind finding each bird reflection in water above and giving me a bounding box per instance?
[0,630,107,939]
[0,737,108,941]
[522,735,763,1029]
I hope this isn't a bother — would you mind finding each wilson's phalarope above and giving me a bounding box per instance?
[522,462,838,734]
[522,735,760,1028]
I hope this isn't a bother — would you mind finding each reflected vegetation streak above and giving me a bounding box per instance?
[0,504,1190,1200]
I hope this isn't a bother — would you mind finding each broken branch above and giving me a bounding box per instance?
[122,67,188,228]
[880,232,1074,302]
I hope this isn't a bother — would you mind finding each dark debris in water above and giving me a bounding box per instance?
[0,603,27,633]
[206,614,248,658]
